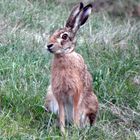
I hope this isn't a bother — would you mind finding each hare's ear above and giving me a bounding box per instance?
[79,4,92,26]
[65,2,84,29]
[65,3,92,34]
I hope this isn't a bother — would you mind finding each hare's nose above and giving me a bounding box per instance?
[47,44,53,49]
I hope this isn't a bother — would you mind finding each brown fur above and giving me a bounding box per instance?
[45,2,99,134]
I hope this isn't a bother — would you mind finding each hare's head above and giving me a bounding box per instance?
[46,2,92,55]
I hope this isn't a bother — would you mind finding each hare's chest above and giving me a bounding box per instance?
[51,53,84,95]
[52,68,81,90]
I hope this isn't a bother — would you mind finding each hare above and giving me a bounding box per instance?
[45,2,99,134]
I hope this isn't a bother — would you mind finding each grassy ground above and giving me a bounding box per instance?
[0,0,140,139]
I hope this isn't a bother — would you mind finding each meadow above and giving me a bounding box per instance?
[0,0,140,139]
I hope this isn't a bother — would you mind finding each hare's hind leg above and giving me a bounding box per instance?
[88,113,97,125]
[45,86,65,134]
[87,92,99,126]
[45,85,59,114]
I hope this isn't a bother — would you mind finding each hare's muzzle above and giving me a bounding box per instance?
[47,44,54,53]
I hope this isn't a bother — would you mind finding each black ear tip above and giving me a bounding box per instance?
[84,4,93,10]
[80,2,84,10]
[88,4,93,7]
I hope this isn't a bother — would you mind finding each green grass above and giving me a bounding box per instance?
[0,0,140,139]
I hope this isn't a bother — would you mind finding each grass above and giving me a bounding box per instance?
[0,0,140,139]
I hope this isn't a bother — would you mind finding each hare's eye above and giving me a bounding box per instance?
[61,33,68,40]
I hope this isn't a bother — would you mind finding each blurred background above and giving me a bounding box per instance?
[0,0,140,139]
[53,0,140,17]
